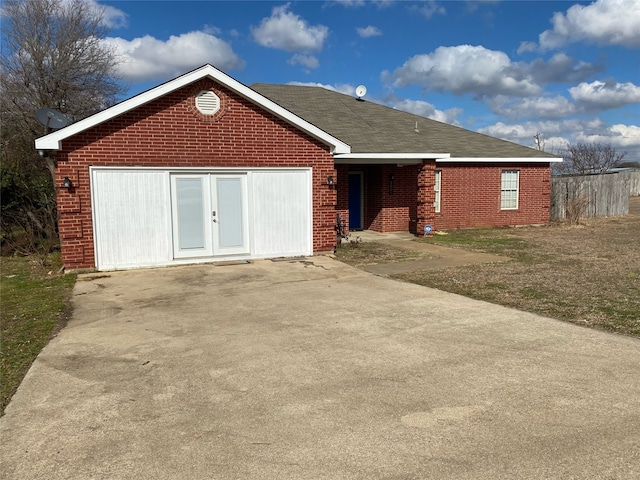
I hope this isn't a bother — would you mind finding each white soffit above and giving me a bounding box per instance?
[333,153,450,164]
[35,64,351,154]
[438,157,563,163]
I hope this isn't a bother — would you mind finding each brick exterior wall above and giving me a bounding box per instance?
[335,161,551,235]
[55,78,336,269]
[335,164,350,237]
[416,162,436,235]
[336,164,420,234]
[434,163,551,229]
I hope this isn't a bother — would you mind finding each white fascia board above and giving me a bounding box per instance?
[334,153,450,164]
[437,157,563,163]
[35,64,350,154]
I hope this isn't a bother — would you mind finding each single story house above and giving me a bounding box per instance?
[35,64,561,271]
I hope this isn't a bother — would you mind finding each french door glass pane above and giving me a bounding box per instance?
[217,178,243,247]
[176,178,205,249]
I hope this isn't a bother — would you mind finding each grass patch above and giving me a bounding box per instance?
[0,254,76,415]
[406,217,640,336]
[341,215,640,337]
[335,241,432,267]
[420,229,532,254]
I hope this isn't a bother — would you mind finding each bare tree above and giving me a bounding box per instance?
[554,142,627,176]
[1,0,124,256]
[1,0,124,180]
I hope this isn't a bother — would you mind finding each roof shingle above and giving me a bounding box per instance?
[252,83,556,159]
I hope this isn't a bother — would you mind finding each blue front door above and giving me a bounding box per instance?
[348,173,363,230]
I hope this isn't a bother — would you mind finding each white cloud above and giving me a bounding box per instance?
[104,32,244,83]
[517,41,537,55]
[287,81,356,96]
[251,4,329,53]
[465,0,500,14]
[333,0,393,7]
[288,54,319,69]
[480,121,574,151]
[333,0,366,6]
[387,98,462,125]
[539,0,640,49]
[527,53,603,84]
[202,24,221,36]
[384,47,604,99]
[479,121,549,145]
[383,45,541,97]
[480,118,607,142]
[575,124,640,151]
[54,0,128,28]
[485,78,640,121]
[417,1,445,19]
[95,1,128,28]
[488,95,576,120]
[569,80,640,111]
[477,118,640,159]
[357,26,382,38]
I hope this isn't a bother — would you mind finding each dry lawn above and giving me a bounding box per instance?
[335,240,434,267]
[400,214,640,337]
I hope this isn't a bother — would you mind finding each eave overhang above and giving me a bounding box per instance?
[437,157,563,163]
[35,64,351,155]
[333,153,450,165]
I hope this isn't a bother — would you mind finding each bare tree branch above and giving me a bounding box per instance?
[553,142,627,176]
[1,0,124,255]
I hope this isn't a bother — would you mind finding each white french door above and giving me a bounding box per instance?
[171,174,249,259]
[212,175,249,255]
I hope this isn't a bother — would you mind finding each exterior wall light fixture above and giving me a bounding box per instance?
[62,177,73,189]
[327,176,335,186]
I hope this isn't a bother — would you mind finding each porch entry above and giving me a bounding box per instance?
[348,172,363,230]
[171,173,249,259]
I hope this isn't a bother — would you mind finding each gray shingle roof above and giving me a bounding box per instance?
[252,83,556,158]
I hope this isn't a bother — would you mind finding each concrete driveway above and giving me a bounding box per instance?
[1,257,639,479]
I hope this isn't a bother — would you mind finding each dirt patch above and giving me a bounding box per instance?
[335,241,434,267]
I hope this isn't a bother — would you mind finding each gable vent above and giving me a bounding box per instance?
[195,90,220,115]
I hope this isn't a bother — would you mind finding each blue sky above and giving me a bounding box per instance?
[95,0,639,159]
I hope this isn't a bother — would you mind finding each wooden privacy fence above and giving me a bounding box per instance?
[621,170,640,196]
[550,172,637,220]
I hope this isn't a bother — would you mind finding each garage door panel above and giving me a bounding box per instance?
[250,170,312,257]
[91,168,312,270]
[92,169,171,269]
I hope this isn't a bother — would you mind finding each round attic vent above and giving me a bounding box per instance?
[195,90,220,115]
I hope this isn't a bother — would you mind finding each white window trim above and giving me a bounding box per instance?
[434,170,441,213]
[501,170,519,210]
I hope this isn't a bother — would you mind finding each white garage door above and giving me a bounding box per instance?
[90,167,312,270]
[250,170,312,257]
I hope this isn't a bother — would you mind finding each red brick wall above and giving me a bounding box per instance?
[335,161,551,235]
[55,78,336,269]
[366,165,419,233]
[335,164,350,236]
[434,163,551,229]
[416,161,437,235]
[335,165,419,234]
